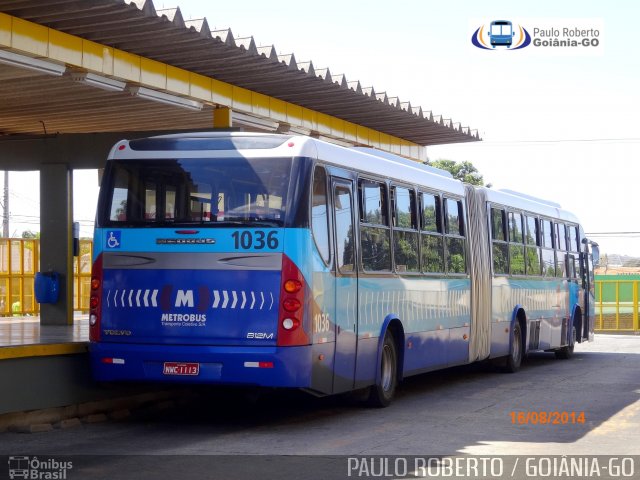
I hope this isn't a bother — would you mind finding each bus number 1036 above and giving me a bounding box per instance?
[231,230,279,250]
[314,313,331,333]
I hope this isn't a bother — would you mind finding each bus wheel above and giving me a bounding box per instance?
[555,325,576,360]
[504,322,523,373]
[367,331,398,408]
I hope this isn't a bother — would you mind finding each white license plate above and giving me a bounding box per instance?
[162,362,200,376]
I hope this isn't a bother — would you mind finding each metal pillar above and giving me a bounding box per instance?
[39,164,73,325]
[2,171,8,238]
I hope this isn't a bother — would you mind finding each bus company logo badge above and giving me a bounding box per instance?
[106,230,121,249]
[8,456,73,479]
[472,20,531,50]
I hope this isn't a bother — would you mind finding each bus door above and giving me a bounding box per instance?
[580,248,596,340]
[331,178,359,393]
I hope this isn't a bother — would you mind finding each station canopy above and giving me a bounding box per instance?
[0,0,480,155]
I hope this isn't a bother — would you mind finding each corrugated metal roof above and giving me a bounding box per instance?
[0,0,480,146]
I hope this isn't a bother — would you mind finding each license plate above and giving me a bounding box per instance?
[163,362,200,376]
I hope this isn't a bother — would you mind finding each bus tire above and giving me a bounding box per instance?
[555,325,576,360]
[367,330,398,408]
[503,322,523,373]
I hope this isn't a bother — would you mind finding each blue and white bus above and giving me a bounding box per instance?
[89,132,598,407]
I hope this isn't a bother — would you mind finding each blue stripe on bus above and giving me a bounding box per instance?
[94,227,289,261]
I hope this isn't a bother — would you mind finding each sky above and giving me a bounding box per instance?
[2,0,640,256]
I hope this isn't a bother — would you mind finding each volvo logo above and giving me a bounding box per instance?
[156,238,215,245]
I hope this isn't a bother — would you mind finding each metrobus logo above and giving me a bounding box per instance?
[472,20,531,50]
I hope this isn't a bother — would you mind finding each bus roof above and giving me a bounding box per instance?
[109,132,467,197]
[482,186,580,224]
[108,132,581,223]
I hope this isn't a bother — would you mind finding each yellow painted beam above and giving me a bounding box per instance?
[213,107,232,128]
[0,12,422,158]
[0,343,88,361]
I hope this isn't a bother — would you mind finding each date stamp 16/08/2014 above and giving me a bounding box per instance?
[510,411,586,425]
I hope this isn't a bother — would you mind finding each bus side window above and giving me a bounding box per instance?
[311,166,331,264]
[334,185,355,273]
[566,254,577,279]
[525,215,539,246]
[509,211,525,275]
[391,186,419,273]
[555,223,568,277]
[359,179,391,272]
[556,223,567,251]
[491,207,506,242]
[420,193,444,273]
[525,216,542,275]
[444,198,466,274]
[444,198,464,236]
[360,180,388,225]
[491,207,508,274]
[568,225,579,252]
[542,219,554,248]
[540,219,556,277]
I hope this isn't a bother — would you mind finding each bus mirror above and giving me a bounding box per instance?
[591,245,600,266]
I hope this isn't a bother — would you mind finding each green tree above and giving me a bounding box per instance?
[21,230,40,239]
[427,159,488,187]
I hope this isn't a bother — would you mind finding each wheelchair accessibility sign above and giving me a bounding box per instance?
[106,231,121,249]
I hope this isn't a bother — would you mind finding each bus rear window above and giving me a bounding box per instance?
[100,157,293,226]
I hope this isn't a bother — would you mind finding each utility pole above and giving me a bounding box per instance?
[2,171,8,238]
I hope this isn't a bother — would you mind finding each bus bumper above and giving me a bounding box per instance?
[89,342,313,388]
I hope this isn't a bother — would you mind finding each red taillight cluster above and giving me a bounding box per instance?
[277,255,310,346]
[89,253,103,342]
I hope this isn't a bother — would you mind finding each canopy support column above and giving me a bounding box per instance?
[39,163,73,326]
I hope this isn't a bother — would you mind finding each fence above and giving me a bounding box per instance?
[0,238,93,316]
[594,275,640,332]
[1,241,638,332]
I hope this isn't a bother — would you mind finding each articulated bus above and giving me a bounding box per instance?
[89,133,599,407]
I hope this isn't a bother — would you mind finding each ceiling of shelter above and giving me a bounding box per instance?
[0,0,480,146]
[0,62,215,134]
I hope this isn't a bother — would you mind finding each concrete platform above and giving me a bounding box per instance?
[0,314,88,360]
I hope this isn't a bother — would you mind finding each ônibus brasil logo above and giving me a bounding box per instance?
[472,20,531,50]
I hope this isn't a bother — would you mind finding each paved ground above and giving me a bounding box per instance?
[0,334,638,479]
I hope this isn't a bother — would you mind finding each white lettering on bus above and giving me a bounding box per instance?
[175,290,194,308]
[161,313,207,322]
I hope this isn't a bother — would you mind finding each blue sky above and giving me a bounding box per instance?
[174,0,639,256]
[4,0,640,256]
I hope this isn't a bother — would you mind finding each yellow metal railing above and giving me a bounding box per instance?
[0,238,93,316]
[1,246,635,330]
[74,239,93,313]
[594,279,640,331]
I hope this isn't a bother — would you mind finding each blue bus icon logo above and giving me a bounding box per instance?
[472,20,531,50]
[489,20,514,47]
[106,231,121,249]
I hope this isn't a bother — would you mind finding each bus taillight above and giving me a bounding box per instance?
[277,254,310,346]
[89,253,103,342]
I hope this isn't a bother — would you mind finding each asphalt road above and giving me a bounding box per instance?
[1,334,638,479]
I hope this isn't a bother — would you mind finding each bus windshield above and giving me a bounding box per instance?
[100,157,293,227]
[490,22,512,36]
